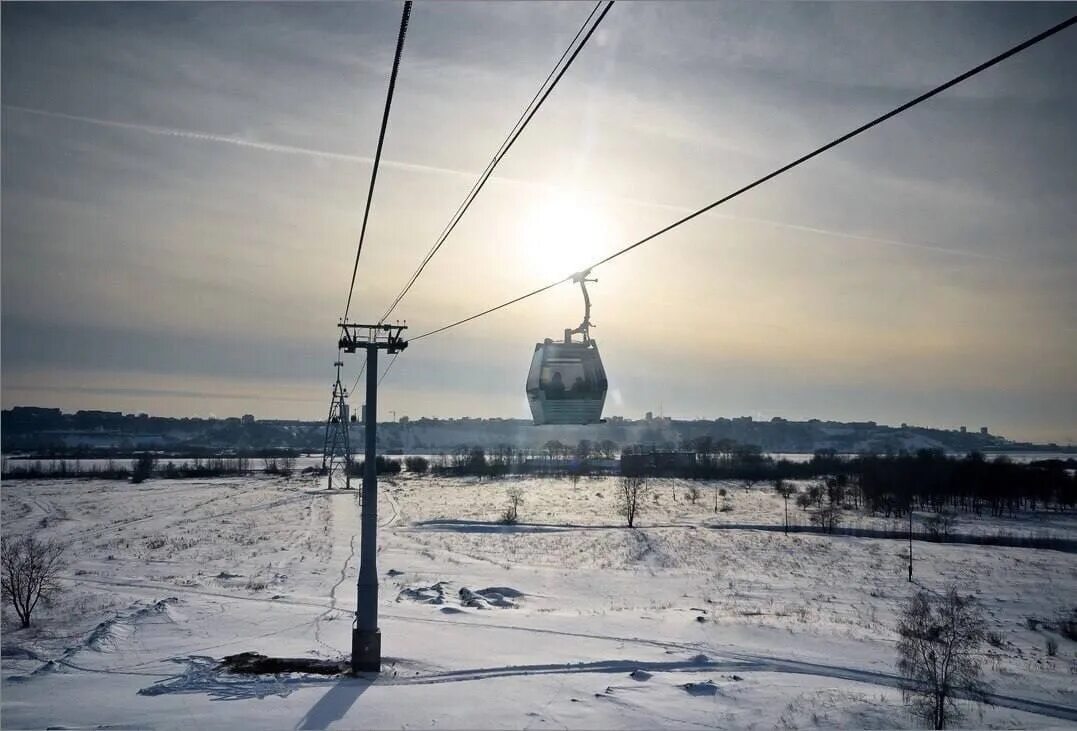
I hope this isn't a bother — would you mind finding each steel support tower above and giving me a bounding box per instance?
[338,322,407,673]
[321,360,353,490]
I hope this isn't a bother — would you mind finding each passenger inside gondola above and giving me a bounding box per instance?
[570,375,587,395]
[545,371,565,399]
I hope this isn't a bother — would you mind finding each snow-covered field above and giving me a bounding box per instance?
[2,475,1075,729]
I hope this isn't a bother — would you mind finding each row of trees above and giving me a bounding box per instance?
[425,447,615,478]
[345,456,403,476]
[857,451,1074,517]
[136,456,253,482]
[1,458,133,480]
[8,444,1074,517]
[415,445,1076,516]
[2,453,289,482]
[540,439,620,460]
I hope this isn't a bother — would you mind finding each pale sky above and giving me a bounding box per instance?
[2,2,1075,443]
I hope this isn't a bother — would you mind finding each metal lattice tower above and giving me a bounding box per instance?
[321,360,353,490]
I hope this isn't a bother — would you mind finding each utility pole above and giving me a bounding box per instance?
[321,360,352,490]
[338,322,407,674]
[908,498,914,582]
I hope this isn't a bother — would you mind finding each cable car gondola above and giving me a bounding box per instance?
[526,271,608,425]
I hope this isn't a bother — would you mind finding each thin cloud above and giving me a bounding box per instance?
[2,104,470,179]
[714,211,1008,261]
[605,194,1007,261]
[4,104,1007,262]
[4,383,314,403]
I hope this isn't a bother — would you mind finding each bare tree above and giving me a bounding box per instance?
[810,504,843,533]
[1,535,66,628]
[575,439,592,460]
[131,452,155,484]
[502,486,524,524]
[897,587,989,729]
[617,476,650,528]
[925,512,956,541]
[544,440,566,460]
[279,455,296,476]
[774,479,796,534]
[686,484,701,505]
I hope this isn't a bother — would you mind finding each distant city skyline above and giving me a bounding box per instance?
[3,2,1075,443]
[0,403,1039,448]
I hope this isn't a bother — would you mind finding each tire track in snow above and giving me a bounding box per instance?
[58,574,332,612]
[183,492,312,524]
[718,650,1077,723]
[381,484,401,528]
[75,617,323,675]
[371,614,1077,722]
[378,655,1077,722]
[57,487,304,543]
[29,497,70,525]
[60,553,698,658]
[312,491,364,656]
[314,532,357,656]
[311,483,403,654]
[53,575,1077,722]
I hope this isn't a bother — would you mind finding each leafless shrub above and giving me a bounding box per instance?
[686,485,701,504]
[1056,609,1077,641]
[810,504,843,533]
[263,456,296,477]
[925,512,957,540]
[405,456,429,474]
[1,535,66,628]
[502,486,523,525]
[130,453,156,484]
[897,586,989,729]
[1046,637,1058,656]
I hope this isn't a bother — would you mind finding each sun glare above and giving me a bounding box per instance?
[517,190,612,281]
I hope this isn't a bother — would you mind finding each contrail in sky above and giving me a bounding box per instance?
[603,192,1005,261]
[2,104,466,178]
[4,104,1002,261]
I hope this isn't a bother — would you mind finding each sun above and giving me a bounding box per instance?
[517,190,611,282]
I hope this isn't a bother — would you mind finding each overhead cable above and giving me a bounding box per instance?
[411,13,1077,342]
[377,1,614,325]
[378,354,399,386]
[341,1,413,324]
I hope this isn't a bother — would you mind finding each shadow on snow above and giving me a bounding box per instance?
[412,519,694,533]
[137,656,340,702]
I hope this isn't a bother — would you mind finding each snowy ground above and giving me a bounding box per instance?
[2,475,1075,730]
